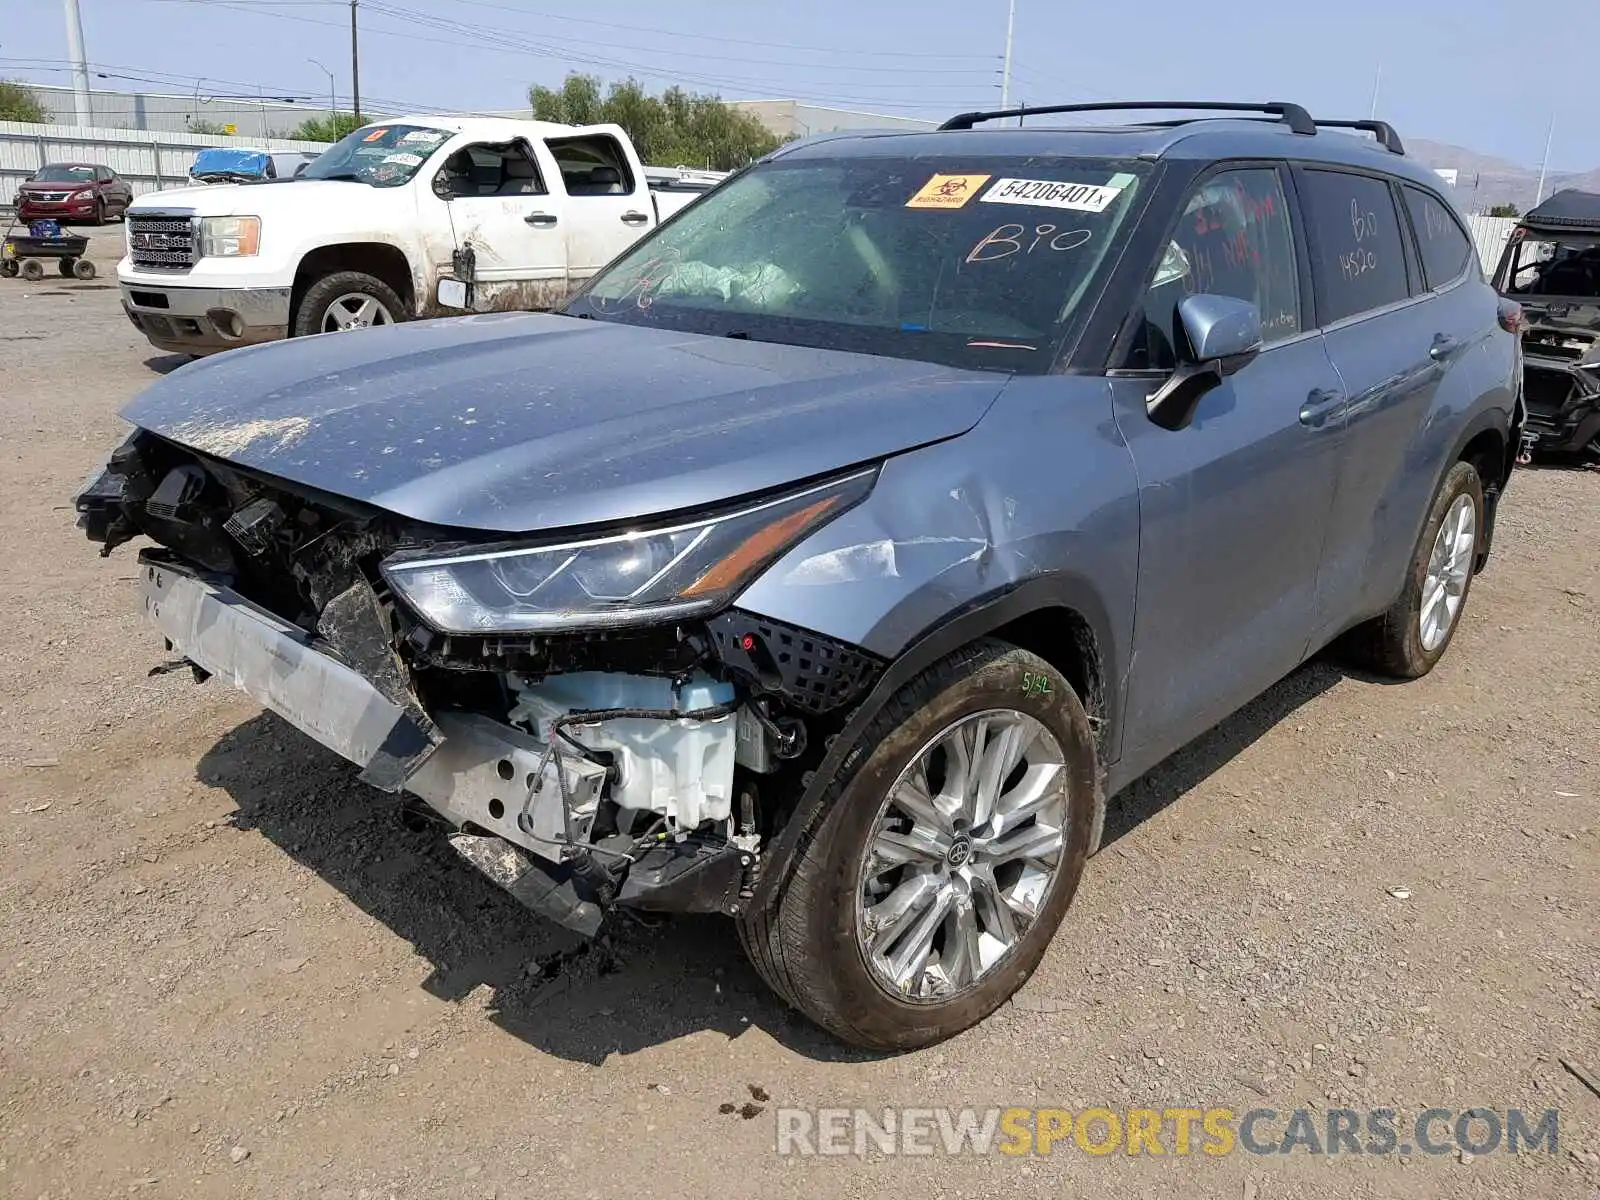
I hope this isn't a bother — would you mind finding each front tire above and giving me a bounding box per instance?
[292,271,404,338]
[1343,459,1484,678]
[738,639,1100,1050]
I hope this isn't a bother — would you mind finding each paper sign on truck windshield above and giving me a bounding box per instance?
[980,178,1123,213]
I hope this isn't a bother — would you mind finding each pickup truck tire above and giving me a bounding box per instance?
[736,639,1098,1050]
[293,271,404,338]
[1343,459,1484,679]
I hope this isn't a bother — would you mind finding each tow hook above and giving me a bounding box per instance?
[1517,429,1536,466]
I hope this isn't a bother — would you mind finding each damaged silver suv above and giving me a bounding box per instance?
[78,101,1523,1050]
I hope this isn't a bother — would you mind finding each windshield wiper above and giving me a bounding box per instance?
[311,172,365,183]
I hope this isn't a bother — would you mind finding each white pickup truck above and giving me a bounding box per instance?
[117,115,725,356]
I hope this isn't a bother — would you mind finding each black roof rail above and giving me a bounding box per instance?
[938,100,1317,136]
[1312,119,1404,155]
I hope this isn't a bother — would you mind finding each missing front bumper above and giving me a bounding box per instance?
[138,554,605,863]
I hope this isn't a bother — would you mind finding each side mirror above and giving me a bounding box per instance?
[1147,294,1264,431]
[432,171,454,201]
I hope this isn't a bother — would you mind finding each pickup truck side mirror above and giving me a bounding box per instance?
[432,171,454,201]
[1146,293,1264,431]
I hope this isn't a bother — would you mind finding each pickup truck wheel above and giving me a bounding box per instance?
[1342,459,1484,679]
[294,271,403,338]
[737,639,1098,1050]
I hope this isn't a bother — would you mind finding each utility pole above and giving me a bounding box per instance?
[1000,0,1016,108]
[62,0,93,126]
[350,0,362,124]
[1533,111,1556,207]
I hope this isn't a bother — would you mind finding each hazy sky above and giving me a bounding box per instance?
[3,0,1584,170]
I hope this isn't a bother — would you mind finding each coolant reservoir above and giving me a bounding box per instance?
[507,673,737,830]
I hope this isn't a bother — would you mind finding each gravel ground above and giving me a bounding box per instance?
[1,233,1596,1199]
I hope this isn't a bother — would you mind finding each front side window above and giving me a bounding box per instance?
[1403,187,1475,289]
[1127,167,1302,371]
[435,142,546,198]
[1299,169,1411,323]
[299,124,452,188]
[568,155,1151,372]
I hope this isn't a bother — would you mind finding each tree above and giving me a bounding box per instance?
[1488,203,1521,218]
[529,73,781,171]
[289,112,367,143]
[0,80,48,123]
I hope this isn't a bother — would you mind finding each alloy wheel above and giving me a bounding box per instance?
[854,709,1071,1002]
[321,293,395,333]
[1420,492,1476,652]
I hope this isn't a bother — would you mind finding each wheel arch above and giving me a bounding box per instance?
[290,242,416,327]
[747,575,1121,914]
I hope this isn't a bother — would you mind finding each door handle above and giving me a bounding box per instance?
[620,210,650,225]
[1429,334,1459,361]
[1298,387,1346,429]
[525,211,558,227]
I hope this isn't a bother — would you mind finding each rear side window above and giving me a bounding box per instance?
[1403,186,1475,288]
[547,134,635,196]
[1299,169,1410,323]
[1126,167,1301,370]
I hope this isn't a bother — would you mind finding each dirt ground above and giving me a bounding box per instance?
[0,228,1596,1200]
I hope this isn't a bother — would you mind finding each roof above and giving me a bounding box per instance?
[775,118,1449,189]
[372,114,579,138]
[1522,188,1600,230]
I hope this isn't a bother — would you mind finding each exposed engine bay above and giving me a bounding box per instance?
[77,429,884,935]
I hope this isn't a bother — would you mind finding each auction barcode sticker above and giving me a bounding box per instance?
[980,178,1123,213]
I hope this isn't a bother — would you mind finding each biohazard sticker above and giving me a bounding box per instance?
[905,173,992,209]
[980,178,1123,213]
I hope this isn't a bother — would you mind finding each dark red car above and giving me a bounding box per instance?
[15,163,134,225]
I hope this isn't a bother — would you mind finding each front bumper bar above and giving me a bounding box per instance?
[138,555,604,864]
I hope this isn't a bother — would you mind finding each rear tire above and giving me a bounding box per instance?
[737,639,1100,1050]
[1341,460,1484,678]
[292,271,405,338]
[20,259,44,282]
[73,259,96,281]
[0,260,17,278]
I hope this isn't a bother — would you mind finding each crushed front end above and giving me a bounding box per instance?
[77,430,883,936]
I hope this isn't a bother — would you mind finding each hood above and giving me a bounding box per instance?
[129,179,363,216]
[19,179,94,192]
[121,313,1009,533]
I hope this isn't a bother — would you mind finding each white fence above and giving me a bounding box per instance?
[1465,213,1518,280]
[1,120,327,213]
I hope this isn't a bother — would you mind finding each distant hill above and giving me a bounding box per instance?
[1408,138,1600,214]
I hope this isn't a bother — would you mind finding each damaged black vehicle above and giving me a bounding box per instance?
[1494,188,1600,461]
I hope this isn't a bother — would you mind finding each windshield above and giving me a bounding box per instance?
[299,124,452,188]
[567,155,1150,372]
[1501,231,1600,299]
[34,165,96,183]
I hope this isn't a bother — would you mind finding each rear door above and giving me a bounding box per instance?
[1299,169,1480,641]
[545,129,655,279]
[1110,164,1348,766]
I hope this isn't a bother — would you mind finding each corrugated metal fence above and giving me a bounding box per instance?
[1,120,326,213]
[1465,213,1518,279]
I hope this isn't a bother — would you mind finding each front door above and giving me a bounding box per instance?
[431,139,567,309]
[1111,165,1347,767]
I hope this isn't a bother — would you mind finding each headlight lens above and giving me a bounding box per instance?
[198,216,261,257]
[71,189,93,201]
[381,469,875,633]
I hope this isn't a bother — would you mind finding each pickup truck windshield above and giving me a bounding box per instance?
[299,125,452,188]
[568,155,1149,372]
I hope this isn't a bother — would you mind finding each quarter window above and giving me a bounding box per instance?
[1403,186,1475,289]
[1299,169,1410,322]
[1127,167,1301,370]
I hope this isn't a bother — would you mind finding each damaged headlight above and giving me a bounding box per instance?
[381,469,875,633]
